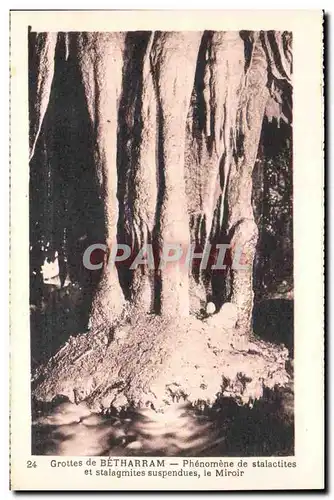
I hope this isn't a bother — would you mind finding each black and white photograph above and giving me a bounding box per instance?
[9,10,324,491]
[29,28,294,457]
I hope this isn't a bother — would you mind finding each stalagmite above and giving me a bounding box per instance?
[74,33,127,329]
[226,33,270,332]
[130,33,158,313]
[150,32,203,317]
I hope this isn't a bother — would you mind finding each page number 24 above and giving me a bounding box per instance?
[26,461,37,468]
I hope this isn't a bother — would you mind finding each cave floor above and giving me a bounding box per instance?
[30,285,294,456]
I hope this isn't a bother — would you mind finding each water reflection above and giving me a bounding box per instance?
[32,388,293,457]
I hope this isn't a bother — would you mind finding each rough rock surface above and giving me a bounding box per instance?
[32,311,290,412]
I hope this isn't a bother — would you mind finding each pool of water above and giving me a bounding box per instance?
[32,383,293,457]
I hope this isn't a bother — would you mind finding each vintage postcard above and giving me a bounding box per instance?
[10,10,324,491]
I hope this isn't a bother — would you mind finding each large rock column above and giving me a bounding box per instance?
[75,33,127,329]
[150,32,203,317]
[226,34,270,333]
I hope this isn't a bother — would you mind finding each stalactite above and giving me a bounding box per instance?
[29,32,57,161]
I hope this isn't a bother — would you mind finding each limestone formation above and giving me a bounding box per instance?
[29,30,293,410]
